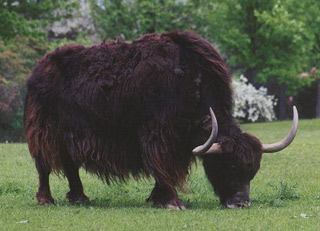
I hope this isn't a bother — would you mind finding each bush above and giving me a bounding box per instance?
[0,37,48,142]
[269,180,300,200]
[233,75,277,122]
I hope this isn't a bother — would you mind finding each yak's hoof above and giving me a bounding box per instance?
[153,199,186,210]
[66,191,89,204]
[36,192,55,205]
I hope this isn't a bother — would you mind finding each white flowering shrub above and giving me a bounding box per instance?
[233,75,277,122]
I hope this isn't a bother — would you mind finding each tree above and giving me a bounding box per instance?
[0,0,70,141]
[0,0,71,42]
[0,37,48,141]
[302,0,320,118]
[90,0,197,41]
[284,0,320,118]
[201,0,313,119]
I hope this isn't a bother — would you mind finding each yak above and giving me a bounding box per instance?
[24,31,298,209]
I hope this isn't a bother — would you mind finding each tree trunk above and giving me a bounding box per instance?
[244,69,256,83]
[279,85,287,120]
[316,78,320,118]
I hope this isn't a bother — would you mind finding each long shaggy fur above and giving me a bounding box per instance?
[24,31,259,197]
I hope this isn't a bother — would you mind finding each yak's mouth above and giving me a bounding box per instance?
[223,186,251,209]
[225,200,251,209]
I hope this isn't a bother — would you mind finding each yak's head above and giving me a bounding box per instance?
[193,107,298,208]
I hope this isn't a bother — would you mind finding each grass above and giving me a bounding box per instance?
[0,119,319,231]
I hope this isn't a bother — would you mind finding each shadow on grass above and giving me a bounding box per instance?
[1,183,300,211]
[25,195,301,211]
[44,196,225,211]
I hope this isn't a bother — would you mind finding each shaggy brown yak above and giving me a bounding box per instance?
[24,31,298,209]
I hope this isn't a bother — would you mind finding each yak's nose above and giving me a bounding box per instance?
[225,199,251,209]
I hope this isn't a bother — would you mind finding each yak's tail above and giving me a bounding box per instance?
[165,30,233,114]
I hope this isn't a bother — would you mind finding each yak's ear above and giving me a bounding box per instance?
[192,108,219,155]
[262,106,298,153]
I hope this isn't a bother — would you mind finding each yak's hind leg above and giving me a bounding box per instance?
[34,156,55,205]
[61,156,89,204]
[140,119,192,210]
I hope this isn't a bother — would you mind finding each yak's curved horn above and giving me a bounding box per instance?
[192,108,218,155]
[262,106,298,153]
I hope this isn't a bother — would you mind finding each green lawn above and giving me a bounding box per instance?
[0,119,319,231]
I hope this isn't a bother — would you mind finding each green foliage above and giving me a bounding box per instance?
[202,0,314,95]
[0,1,74,141]
[0,0,69,42]
[254,2,313,93]
[47,35,93,51]
[287,0,320,69]
[0,8,40,41]
[90,0,197,40]
[1,0,66,20]
[0,37,49,141]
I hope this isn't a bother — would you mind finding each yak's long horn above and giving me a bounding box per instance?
[192,108,219,155]
[262,106,298,153]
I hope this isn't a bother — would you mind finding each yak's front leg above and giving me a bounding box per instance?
[147,182,186,210]
[139,119,192,210]
[62,156,89,204]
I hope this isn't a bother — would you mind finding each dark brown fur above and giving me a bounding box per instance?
[24,31,262,208]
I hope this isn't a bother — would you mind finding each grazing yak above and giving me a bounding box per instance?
[24,31,298,209]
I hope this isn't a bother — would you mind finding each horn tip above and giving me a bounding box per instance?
[209,107,214,116]
[192,147,200,153]
[292,105,299,121]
